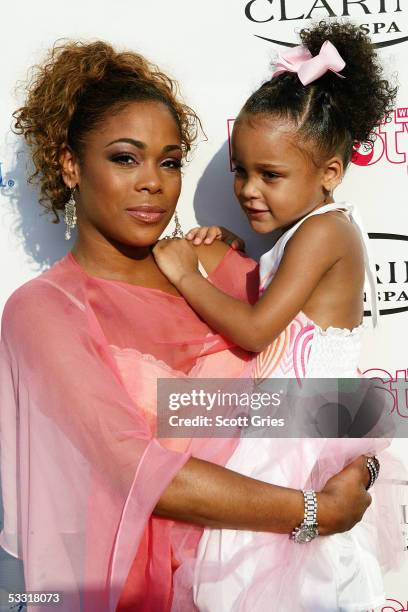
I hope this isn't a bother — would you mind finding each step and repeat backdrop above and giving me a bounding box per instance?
[0,1,407,609]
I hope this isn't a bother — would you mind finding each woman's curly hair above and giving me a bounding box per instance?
[241,20,397,166]
[13,40,200,221]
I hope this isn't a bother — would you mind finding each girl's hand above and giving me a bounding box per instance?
[317,455,372,536]
[186,226,246,252]
[153,238,199,287]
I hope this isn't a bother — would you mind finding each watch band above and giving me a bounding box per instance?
[291,489,319,543]
[303,489,318,525]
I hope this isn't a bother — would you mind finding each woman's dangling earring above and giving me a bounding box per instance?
[172,210,184,238]
[64,187,77,240]
[164,210,184,239]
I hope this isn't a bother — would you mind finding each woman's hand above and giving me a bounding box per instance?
[317,455,372,536]
[186,225,246,252]
[153,238,200,287]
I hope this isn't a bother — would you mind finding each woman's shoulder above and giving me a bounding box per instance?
[3,275,47,310]
[194,241,259,303]
[1,279,47,350]
[2,277,52,336]
[194,241,257,274]
[1,256,79,331]
[193,240,231,275]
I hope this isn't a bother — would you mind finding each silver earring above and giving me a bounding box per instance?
[64,187,77,240]
[164,210,184,239]
[172,210,184,238]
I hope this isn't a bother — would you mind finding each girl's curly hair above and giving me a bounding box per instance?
[13,40,200,221]
[241,20,397,166]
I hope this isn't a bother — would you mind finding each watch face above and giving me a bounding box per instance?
[294,525,319,543]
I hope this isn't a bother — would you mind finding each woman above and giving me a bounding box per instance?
[0,40,373,612]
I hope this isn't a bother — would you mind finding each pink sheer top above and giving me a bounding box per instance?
[0,247,258,612]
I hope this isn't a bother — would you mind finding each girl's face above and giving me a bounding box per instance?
[231,114,339,233]
[61,100,183,249]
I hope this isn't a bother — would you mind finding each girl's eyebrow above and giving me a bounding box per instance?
[257,162,289,169]
[231,155,289,170]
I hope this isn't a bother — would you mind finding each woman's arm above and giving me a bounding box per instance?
[154,455,371,536]
[153,215,345,352]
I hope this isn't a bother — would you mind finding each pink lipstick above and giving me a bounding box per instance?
[126,206,166,224]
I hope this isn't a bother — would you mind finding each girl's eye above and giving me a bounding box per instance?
[111,153,137,166]
[232,166,245,177]
[162,158,183,170]
[263,171,279,180]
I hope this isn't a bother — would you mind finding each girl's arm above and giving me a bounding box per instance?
[154,455,372,536]
[153,214,344,352]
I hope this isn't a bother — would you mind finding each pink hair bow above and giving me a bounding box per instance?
[271,40,346,86]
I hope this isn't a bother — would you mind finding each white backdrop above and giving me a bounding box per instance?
[0,1,407,608]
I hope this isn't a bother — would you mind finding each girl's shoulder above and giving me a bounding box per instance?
[286,210,363,258]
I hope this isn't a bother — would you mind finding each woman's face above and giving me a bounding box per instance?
[63,100,183,249]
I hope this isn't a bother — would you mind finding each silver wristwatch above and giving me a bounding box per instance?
[291,490,319,543]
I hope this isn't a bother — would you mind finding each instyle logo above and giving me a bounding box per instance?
[362,367,408,417]
[352,108,408,171]
[245,0,408,48]
[364,234,408,316]
[0,161,15,189]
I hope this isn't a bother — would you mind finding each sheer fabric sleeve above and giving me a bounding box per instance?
[0,279,190,612]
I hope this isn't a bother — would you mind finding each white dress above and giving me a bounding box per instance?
[193,203,386,612]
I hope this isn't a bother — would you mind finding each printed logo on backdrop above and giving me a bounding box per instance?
[0,161,15,189]
[363,366,408,418]
[364,233,408,316]
[244,0,407,48]
[352,108,408,172]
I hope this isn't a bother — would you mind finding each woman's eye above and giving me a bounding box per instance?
[111,153,137,166]
[162,158,183,170]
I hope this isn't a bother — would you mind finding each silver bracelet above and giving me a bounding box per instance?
[366,456,380,489]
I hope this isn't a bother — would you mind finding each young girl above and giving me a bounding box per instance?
[153,21,402,612]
